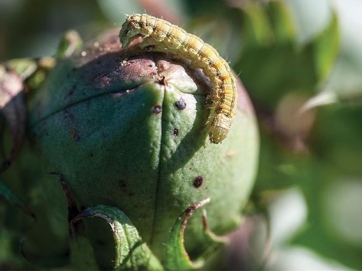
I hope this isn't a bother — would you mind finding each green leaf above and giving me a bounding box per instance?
[290,111,362,269]
[313,12,340,82]
[312,1,362,105]
[70,205,163,270]
[236,1,321,107]
[241,1,273,48]
[267,1,296,43]
[164,198,227,270]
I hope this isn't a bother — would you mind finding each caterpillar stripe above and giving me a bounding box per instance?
[119,14,237,144]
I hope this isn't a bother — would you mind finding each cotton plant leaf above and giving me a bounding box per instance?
[70,205,163,270]
[306,0,362,108]
[313,12,340,83]
[164,198,227,270]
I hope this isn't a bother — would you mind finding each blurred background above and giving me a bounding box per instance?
[1,0,362,270]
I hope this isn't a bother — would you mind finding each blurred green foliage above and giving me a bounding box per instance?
[1,0,362,270]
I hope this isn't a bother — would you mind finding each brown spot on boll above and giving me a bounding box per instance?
[152,105,162,114]
[193,176,203,188]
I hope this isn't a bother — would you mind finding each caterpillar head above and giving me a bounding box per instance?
[119,14,143,48]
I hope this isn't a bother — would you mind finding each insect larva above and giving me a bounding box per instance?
[119,14,237,144]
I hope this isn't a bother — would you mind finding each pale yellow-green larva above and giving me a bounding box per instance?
[119,14,237,144]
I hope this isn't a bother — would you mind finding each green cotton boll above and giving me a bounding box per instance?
[27,33,259,264]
